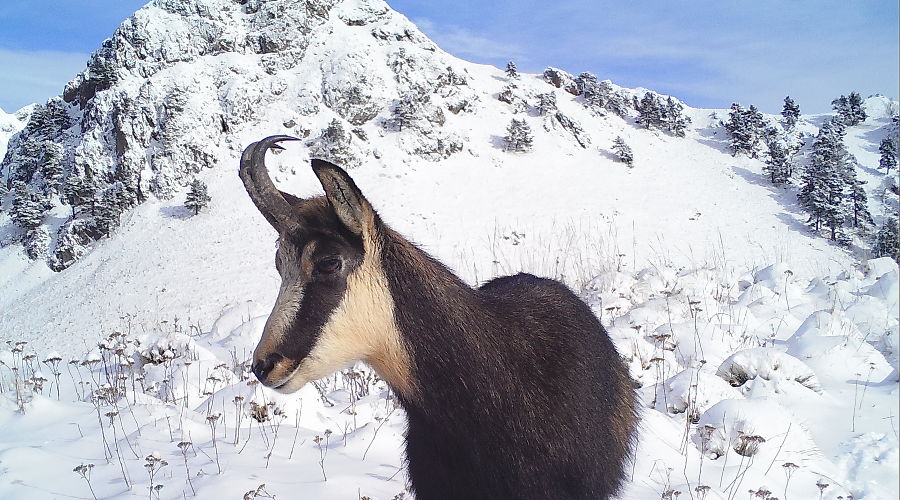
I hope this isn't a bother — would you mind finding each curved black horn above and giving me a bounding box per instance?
[240,135,303,232]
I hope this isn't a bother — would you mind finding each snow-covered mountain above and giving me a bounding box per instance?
[0,105,30,162]
[0,0,894,314]
[0,1,898,499]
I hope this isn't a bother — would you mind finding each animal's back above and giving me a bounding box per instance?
[459,273,638,499]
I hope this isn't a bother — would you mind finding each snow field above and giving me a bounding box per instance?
[1,256,896,500]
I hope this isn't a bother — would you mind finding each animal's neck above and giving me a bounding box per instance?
[379,230,495,414]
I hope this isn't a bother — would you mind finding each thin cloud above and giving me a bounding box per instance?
[0,48,88,112]
[413,18,527,64]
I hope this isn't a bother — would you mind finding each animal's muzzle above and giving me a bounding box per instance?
[252,352,286,383]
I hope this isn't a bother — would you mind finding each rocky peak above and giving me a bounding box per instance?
[0,0,490,269]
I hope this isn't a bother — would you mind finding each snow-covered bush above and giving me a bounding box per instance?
[716,347,822,393]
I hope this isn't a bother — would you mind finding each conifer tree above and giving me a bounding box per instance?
[185,179,211,215]
[575,72,595,94]
[846,92,867,125]
[39,141,64,190]
[13,138,45,183]
[832,92,867,126]
[441,66,466,86]
[799,121,849,240]
[764,138,791,185]
[636,93,663,130]
[63,173,96,218]
[537,92,557,115]
[844,170,873,230]
[95,187,122,237]
[9,181,46,230]
[746,105,766,134]
[872,217,899,261]
[663,97,690,137]
[612,136,634,168]
[577,73,604,109]
[45,98,70,133]
[879,137,897,174]
[601,81,629,117]
[781,96,801,130]
[724,104,756,156]
[393,94,418,131]
[311,119,357,168]
[505,61,519,79]
[503,119,533,152]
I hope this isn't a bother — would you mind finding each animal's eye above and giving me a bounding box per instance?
[315,257,342,274]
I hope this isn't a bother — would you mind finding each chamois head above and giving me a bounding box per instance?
[240,136,412,396]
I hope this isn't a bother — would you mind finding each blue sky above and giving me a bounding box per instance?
[0,0,897,114]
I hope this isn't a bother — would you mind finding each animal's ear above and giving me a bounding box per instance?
[311,159,378,240]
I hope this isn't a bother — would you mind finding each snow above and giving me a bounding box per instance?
[0,0,897,498]
[0,105,30,161]
[3,250,896,499]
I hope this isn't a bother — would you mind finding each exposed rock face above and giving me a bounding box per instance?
[0,0,482,269]
[1,0,656,271]
[543,67,580,96]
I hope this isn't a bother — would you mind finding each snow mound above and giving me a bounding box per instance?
[695,398,819,465]
[716,347,822,393]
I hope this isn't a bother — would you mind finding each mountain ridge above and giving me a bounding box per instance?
[0,0,897,345]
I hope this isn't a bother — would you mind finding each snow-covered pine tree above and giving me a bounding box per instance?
[10,138,44,184]
[663,97,690,137]
[497,82,525,111]
[872,217,899,261]
[847,92,867,125]
[573,73,628,117]
[844,171,873,230]
[598,81,629,117]
[310,119,358,168]
[441,66,467,86]
[24,104,51,136]
[62,173,96,218]
[763,137,791,185]
[9,181,47,231]
[879,137,897,174]
[781,96,801,130]
[612,136,634,168]
[503,118,533,152]
[724,104,765,157]
[747,105,766,137]
[393,94,418,131]
[832,92,867,126]
[636,93,663,130]
[185,179,211,215]
[38,141,64,191]
[45,98,70,133]
[506,61,519,79]
[831,95,850,119]
[577,72,605,110]
[799,121,849,240]
[537,92,557,115]
[724,104,753,156]
[576,72,597,97]
[95,187,122,237]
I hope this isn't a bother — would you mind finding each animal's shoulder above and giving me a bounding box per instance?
[478,272,574,298]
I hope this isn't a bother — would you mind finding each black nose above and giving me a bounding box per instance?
[252,353,284,381]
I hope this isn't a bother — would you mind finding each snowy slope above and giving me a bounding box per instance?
[1,0,896,341]
[0,0,898,499]
[0,105,30,164]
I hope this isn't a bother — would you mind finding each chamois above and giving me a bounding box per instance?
[240,135,637,499]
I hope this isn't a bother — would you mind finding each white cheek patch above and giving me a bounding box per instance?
[277,250,415,399]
